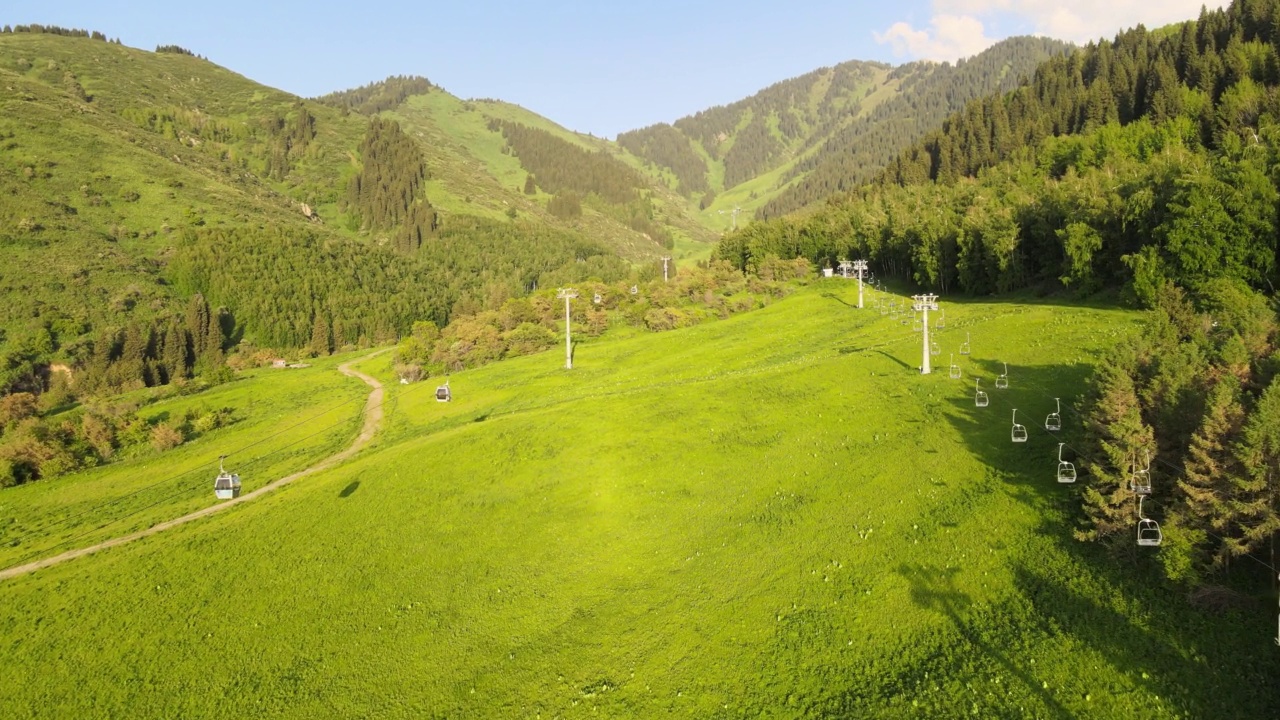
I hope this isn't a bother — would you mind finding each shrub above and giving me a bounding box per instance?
[150,423,184,451]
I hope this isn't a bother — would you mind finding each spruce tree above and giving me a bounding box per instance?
[310,312,332,357]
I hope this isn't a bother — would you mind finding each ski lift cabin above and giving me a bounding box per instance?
[214,456,240,500]
[936,308,946,329]
[949,353,961,379]
[959,333,971,356]
[930,339,940,356]
[1011,409,1028,443]
[630,285,639,295]
[1045,398,1062,431]
[1137,496,1162,546]
[995,362,1009,389]
[975,379,989,407]
[1057,443,1076,483]
[436,378,451,403]
[593,293,602,304]
[1130,451,1152,495]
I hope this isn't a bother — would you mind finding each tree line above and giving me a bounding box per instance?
[314,75,434,116]
[1079,280,1280,588]
[342,116,437,253]
[761,37,1072,218]
[488,119,644,205]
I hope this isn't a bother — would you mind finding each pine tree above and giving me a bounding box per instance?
[1179,375,1248,570]
[161,319,189,383]
[310,312,332,357]
[1228,376,1280,562]
[187,293,210,358]
[1078,346,1155,544]
[523,174,537,195]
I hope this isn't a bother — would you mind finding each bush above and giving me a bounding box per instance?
[150,423,184,451]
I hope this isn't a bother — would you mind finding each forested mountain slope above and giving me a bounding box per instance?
[0,27,706,398]
[617,36,1071,225]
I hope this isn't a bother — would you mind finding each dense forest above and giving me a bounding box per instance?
[615,123,709,195]
[342,116,438,252]
[718,3,1280,305]
[489,119,645,205]
[1080,280,1280,585]
[761,37,1073,218]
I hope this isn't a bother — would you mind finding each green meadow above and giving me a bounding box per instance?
[1,282,1277,718]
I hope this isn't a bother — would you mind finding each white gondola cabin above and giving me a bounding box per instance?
[995,362,1009,389]
[930,339,940,356]
[949,353,961,380]
[959,332,971,356]
[213,456,240,500]
[936,308,946,329]
[436,379,452,403]
[975,379,989,407]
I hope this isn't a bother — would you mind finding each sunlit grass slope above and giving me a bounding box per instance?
[1,283,1276,718]
[0,350,374,570]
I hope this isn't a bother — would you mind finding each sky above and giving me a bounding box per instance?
[16,1,1231,138]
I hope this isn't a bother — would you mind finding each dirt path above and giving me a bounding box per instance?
[0,351,389,582]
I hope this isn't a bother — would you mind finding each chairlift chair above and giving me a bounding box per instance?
[213,456,241,500]
[1057,443,1076,483]
[1011,409,1028,443]
[949,353,961,379]
[936,308,946,329]
[1137,495,1162,547]
[436,378,452,403]
[629,285,639,295]
[1045,397,1062,431]
[911,312,922,331]
[975,379,989,407]
[930,339,940,356]
[959,332,971,356]
[1130,451,1152,495]
[995,362,1009,389]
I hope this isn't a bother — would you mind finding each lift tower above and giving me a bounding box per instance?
[912,294,939,374]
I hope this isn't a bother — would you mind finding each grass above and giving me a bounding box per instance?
[0,282,1276,718]
[0,349,376,570]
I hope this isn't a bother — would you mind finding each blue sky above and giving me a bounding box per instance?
[13,1,1227,138]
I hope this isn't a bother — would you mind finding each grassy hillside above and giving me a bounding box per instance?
[617,37,1072,228]
[2,281,1275,717]
[0,31,714,373]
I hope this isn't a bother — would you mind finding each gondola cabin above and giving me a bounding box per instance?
[436,380,452,403]
[213,456,240,500]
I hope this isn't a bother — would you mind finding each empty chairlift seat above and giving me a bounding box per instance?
[1011,409,1028,443]
[1057,443,1076,483]
[1045,398,1062,431]
[1137,496,1162,546]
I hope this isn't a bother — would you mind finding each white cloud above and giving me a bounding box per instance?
[877,0,1231,62]
[875,14,995,61]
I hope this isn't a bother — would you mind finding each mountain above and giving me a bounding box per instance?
[0,27,714,393]
[616,36,1073,225]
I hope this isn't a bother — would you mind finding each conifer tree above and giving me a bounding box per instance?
[310,312,332,357]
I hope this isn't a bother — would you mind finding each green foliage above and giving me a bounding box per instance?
[313,75,434,115]
[488,118,644,204]
[1078,280,1280,584]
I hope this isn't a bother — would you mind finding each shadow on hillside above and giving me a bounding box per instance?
[913,358,1280,715]
[338,480,360,498]
[897,563,1072,718]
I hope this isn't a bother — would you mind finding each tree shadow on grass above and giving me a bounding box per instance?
[925,358,1280,716]
[338,480,360,498]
